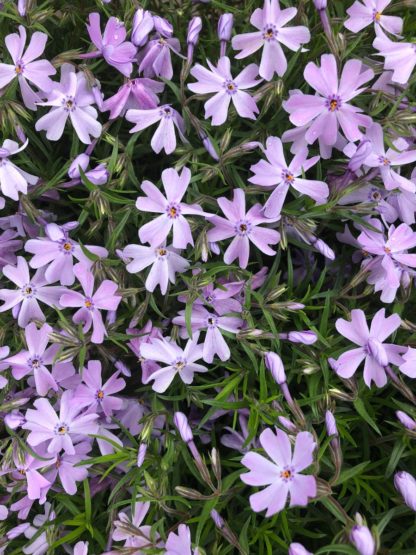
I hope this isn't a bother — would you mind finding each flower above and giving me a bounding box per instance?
[165,524,199,555]
[121,243,190,295]
[265,352,286,384]
[25,222,108,285]
[10,452,51,501]
[140,336,208,392]
[362,123,416,192]
[73,542,89,555]
[241,428,317,516]
[35,63,102,144]
[289,544,313,555]
[0,139,38,201]
[102,78,164,119]
[132,9,155,46]
[396,410,416,430]
[178,279,243,316]
[249,137,329,217]
[206,188,280,269]
[86,13,137,76]
[60,263,121,344]
[172,306,243,362]
[23,390,99,455]
[0,25,56,110]
[345,0,403,35]
[188,56,261,126]
[135,167,206,248]
[350,524,376,555]
[127,321,163,384]
[126,105,186,155]
[0,229,23,269]
[112,502,161,549]
[45,441,91,495]
[399,347,416,379]
[75,360,125,417]
[0,256,67,328]
[284,54,373,145]
[138,34,181,80]
[373,28,416,85]
[232,0,310,80]
[67,154,109,186]
[329,308,404,387]
[394,471,416,511]
[22,503,55,555]
[4,322,60,396]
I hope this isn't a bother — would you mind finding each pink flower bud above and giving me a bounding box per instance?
[313,0,327,9]
[325,411,338,437]
[174,411,193,443]
[265,352,286,384]
[218,14,233,41]
[187,16,202,47]
[396,410,416,430]
[289,543,313,555]
[287,331,318,345]
[350,525,376,555]
[394,471,416,511]
[137,443,147,467]
[68,154,90,179]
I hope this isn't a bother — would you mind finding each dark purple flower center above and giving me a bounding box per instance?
[263,24,278,41]
[161,106,173,119]
[173,357,187,370]
[29,356,42,369]
[378,155,390,166]
[205,293,215,303]
[55,422,69,435]
[326,95,342,112]
[166,202,181,219]
[207,315,218,328]
[224,79,238,95]
[235,219,252,236]
[282,170,295,184]
[368,188,382,202]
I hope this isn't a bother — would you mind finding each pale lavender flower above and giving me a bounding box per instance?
[75,360,125,417]
[265,352,286,384]
[399,347,416,379]
[249,137,328,217]
[396,410,416,430]
[121,243,189,295]
[0,139,38,201]
[22,503,55,555]
[135,167,206,248]
[232,0,310,80]
[9,451,51,501]
[165,524,199,555]
[373,28,416,85]
[329,308,405,387]
[127,320,163,384]
[0,229,23,269]
[221,413,257,453]
[138,34,181,80]
[112,502,160,550]
[67,154,109,186]
[172,306,243,362]
[126,105,186,155]
[45,441,91,495]
[178,279,243,316]
[36,63,102,144]
[25,222,108,285]
[73,542,89,555]
[207,188,280,269]
[188,56,261,126]
[241,428,317,516]
[140,335,208,392]
[350,525,376,555]
[4,322,59,396]
[345,0,403,35]
[0,25,56,110]
[85,13,137,76]
[284,54,373,146]
[59,263,121,344]
[0,256,67,327]
[289,544,313,555]
[23,390,99,454]
[394,471,416,511]
[102,78,164,119]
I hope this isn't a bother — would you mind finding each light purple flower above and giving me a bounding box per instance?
[396,409,416,431]
[23,390,99,455]
[86,13,137,76]
[329,308,404,387]
[135,167,206,248]
[207,188,280,269]
[265,352,286,384]
[102,78,164,119]
[126,105,186,155]
[350,525,376,555]
[345,0,403,35]
[9,452,51,501]
[35,63,102,144]
[67,154,109,186]
[289,544,313,555]
[284,54,373,146]
[178,279,243,316]
[399,347,416,379]
[75,360,125,417]
[188,56,261,126]
[127,320,163,384]
[112,502,160,549]
[241,428,317,516]
[45,441,91,495]
[140,336,208,392]
[22,503,55,555]
[249,137,329,217]
[0,139,38,201]
[0,25,56,110]
[165,524,199,555]
[0,256,67,327]
[172,306,243,362]
[373,28,416,85]
[232,0,310,80]
[363,123,416,192]
[221,413,257,453]
[121,243,189,295]
[59,263,121,344]
[73,542,89,555]
[138,34,181,80]
[394,471,416,511]
[25,222,108,285]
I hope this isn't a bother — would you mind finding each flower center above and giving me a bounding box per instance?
[282,170,295,184]
[173,357,186,370]
[29,357,42,369]
[235,219,252,237]
[166,203,181,219]
[384,246,391,254]
[207,316,218,328]
[280,466,294,482]
[63,96,76,112]
[96,389,105,400]
[158,37,166,46]
[373,10,382,21]
[224,79,238,95]
[84,297,94,309]
[22,284,36,297]
[15,61,24,74]
[379,156,390,166]
[326,95,342,112]
[55,422,69,435]
[369,188,381,202]
[61,241,73,252]
[263,24,277,41]
[161,106,173,119]
[156,248,168,258]
[18,468,26,475]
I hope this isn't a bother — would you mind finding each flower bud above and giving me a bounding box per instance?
[68,154,90,179]
[314,238,335,260]
[132,9,154,46]
[278,416,297,432]
[325,410,338,437]
[313,0,327,8]
[287,331,318,345]
[17,0,26,16]
[218,14,233,41]
[174,411,193,443]
[396,410,416,430]
[137,443,147,467]
[211,509,224,529]
[265,352,286,384]
[350,525,376,555]
[187,16,202,47]
[289,543,313,555]
[153,16,173,37]
[0,506,7,521]
[394,471,416,511]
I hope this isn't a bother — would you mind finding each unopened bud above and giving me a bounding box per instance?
[174,411,193,443]
[350,525,376,555]
[265,352,286,384]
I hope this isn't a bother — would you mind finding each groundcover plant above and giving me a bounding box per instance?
[1,0,416,553]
